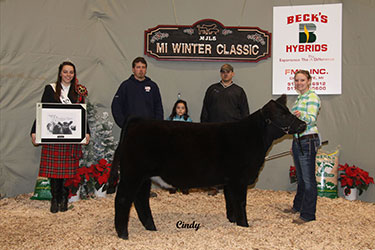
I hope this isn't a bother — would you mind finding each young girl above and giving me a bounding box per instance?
[284,69,321,224]
[167,99,192,194]
[168,99,192,122]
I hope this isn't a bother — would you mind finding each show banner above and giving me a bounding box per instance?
[144,19,271,62]
[273,4,342,95]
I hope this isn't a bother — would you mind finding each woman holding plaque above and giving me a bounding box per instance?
[31,61,90,213]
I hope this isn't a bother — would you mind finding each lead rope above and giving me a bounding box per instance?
[297,134,304,155]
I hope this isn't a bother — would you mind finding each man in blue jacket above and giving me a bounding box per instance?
[111,57,164,197]
[112,57,164,128]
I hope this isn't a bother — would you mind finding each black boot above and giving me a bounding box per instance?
[49,178,59,213]
[169,188,177,194]
[59,179,69,212]
[181,189,189,195]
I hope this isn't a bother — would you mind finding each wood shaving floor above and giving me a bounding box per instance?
[1,189,374,250]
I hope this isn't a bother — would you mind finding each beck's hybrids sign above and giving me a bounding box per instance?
[273,4,342,95]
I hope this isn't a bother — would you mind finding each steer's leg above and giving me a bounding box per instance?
[231,183,249,227]
[134,178,157,231]
[114,176,141,240]
[224,185,235,223]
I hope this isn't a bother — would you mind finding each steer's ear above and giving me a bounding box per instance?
[276,94,287,106]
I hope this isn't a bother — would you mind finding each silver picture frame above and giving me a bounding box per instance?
[35,103,87,144]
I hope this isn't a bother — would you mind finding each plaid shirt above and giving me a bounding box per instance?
[292,89,321,137]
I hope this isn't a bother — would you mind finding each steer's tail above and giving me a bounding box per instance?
[106,145,120,194]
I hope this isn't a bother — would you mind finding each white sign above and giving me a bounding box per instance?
[273,4,342,95]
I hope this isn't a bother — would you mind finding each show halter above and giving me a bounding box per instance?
[259,105,299,135]
[260,101,304,155]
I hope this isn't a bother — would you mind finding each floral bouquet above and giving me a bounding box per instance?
[338,163,374,196]
[289,165,297,184]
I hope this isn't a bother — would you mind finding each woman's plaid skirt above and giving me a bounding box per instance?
[39,144,82,179]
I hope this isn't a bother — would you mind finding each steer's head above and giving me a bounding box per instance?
[261,95,306,138]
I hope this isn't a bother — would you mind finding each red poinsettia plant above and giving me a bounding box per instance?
[64,158,112,198]
[91,158,112,191]
[338,163,374,196]
[65,166,94,198]
[289,165,297,183]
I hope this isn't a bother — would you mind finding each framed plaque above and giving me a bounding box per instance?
[35,103,87,144]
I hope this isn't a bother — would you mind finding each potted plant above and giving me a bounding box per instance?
[64,159,112,200]
[289,165,297,183]
[338,163,374,199]
[91,158,112,197]
[64,166,94,201]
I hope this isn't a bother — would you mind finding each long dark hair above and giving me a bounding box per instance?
[169,99,190,121]
[54,61,78,102]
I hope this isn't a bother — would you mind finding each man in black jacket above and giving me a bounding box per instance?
[200,63,250,195]
[111,57,164,197]
[201,64,249,123]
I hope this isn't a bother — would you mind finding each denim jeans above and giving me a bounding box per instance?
[292,136,320,221]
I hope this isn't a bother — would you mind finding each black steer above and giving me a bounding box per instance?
[111,95,306,239]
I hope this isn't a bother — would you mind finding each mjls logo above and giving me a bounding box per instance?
[299,23,316,43]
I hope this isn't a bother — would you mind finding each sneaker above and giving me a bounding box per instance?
[292,217,309,225]
[150,191,158,198]
[283,208,298,214]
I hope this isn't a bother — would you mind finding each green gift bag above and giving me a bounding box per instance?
[30,177,52,200]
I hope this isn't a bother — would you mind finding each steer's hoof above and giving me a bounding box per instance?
[227,216,236,223]
[116,227,129,240]
[146,224,157,231]
[237,221,249,227]
[118,232,129,240]
[106,186,116,194]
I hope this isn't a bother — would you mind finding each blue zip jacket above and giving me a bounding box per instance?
[111,75,163,128]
